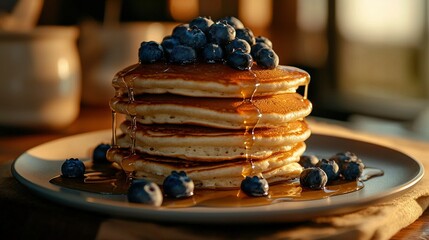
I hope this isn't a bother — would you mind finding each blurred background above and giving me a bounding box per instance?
[1,0,429,141]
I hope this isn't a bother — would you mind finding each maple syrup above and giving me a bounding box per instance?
[109,65,141,177]
[50,162,383,208]
[237,70,261,176]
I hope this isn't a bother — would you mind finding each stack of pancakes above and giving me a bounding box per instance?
[108,63,311,189]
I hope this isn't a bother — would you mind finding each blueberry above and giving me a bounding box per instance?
[341,161,364,180]
[172,24,189,41]
[251,42,270,59]
[227,51,253,70]
[255,36,273,48]
[317,158,340,182]
[161,36,180,56]
[255,48,279,69]
[225,38,251,55]
[218,16,245,29]
[208,21,236,45]
[202,43,224,63]
[240,176,269,197]
[189,16,214,34]
[329,152,365,180]
[127,179,163,206]
[329,151,362,170]
[92,143,111,164]
[299,167,328,190]
[163,171,194,198]
[169,45,197,64]
[179,26,207,49]
[299,155,319,168]
[235,28,256,45]
[61,158,85,178]
[138,41,164,63]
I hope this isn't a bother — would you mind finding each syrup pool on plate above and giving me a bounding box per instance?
[50,162,383,208]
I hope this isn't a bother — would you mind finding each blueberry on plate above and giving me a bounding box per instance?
[161,36,180,56]
[92,143,111,164]
[208,21,236,45]
[329,151,363,170]
[127,179,163,206]
[255,36,273,48]
[189,16,214,34]
[227,51,253,70]
[317,158,340,182]
[180,26,207,49]
[300,167,328,190]
[235,28,256,45]
[169,45,197,64]
[218,16,245,29]
[241,176,269,197]
[61,158,85,178]
[341,161,365,180]
[163,171,194,198]
[255,48,279,69]
[225,38,251,55]
[298,155,320,168]
[138,41,164,63]
[202,43,224,63]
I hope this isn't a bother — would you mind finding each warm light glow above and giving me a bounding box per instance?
[169,0,199,22]
[337,0,424,45]
[145,22,168,42]
[239,0,272,29]
[57,58,70,81]
[297,0,327,32]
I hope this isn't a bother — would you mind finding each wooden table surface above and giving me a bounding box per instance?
[0,105,428,239]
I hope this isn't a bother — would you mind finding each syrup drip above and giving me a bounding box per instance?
[110,65,140,176]
[303,83,309,100]
[129,116,137,153]
[238,71,261,177]
[111,111,117,146]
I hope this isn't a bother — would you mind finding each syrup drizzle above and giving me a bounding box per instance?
[238,70,262,177]
[304,83,309,100]
[110,65,140,176]
[111,111,117,146]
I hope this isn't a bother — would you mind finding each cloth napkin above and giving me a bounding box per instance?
[96,119,429,240]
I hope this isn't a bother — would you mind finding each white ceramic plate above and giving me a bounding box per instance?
[12,130,424,223]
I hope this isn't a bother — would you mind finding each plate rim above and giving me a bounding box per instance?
[11,129,425,223]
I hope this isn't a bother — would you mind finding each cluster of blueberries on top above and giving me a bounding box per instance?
[139,16,279,70]
[61,145,365,206]
[298,151,365,190]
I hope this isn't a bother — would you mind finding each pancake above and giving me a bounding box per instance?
[108,142,305,189]
[110,93,312,129]
[117,120,310,161]
[108,61,312,189]
[112,63,310,98]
